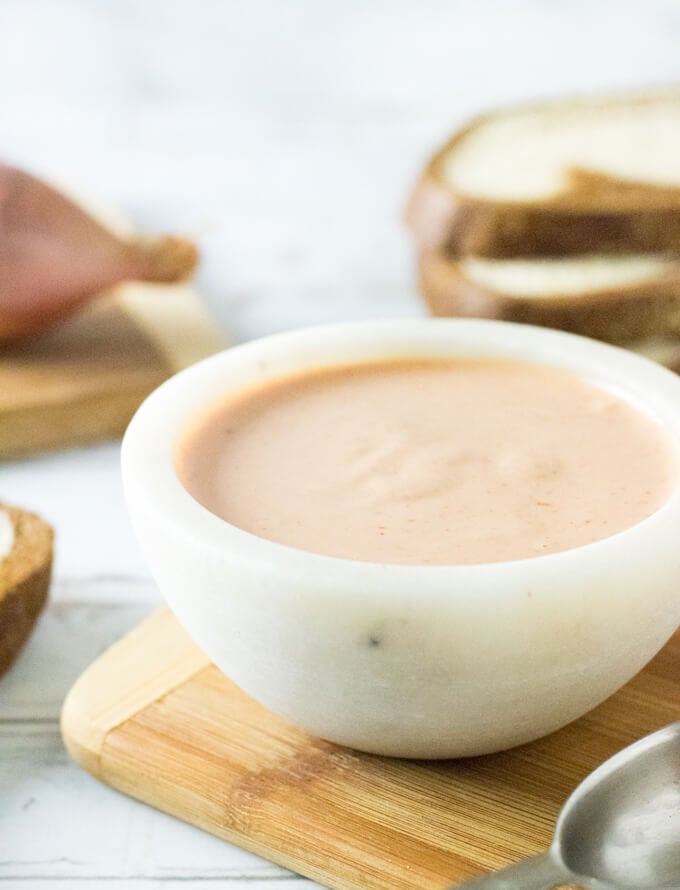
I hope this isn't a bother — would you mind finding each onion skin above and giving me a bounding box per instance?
[0,164,198,340]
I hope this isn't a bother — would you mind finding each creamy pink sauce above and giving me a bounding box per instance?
[176,358,679,565]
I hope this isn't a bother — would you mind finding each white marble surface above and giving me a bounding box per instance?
[1,0,680,886]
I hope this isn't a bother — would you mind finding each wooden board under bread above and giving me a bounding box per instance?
[61,609,680,890]
[0,280,224,458]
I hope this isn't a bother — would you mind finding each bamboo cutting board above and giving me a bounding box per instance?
[61,609,680,890]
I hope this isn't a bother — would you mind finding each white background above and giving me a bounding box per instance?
[1,1,679,886]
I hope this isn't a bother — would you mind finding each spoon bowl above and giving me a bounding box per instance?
[455,723,680,889]
[556,722,680,888]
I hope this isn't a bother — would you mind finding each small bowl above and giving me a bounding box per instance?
[121,320,680,758]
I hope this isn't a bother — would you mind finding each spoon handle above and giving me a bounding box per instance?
[449,852,569,890]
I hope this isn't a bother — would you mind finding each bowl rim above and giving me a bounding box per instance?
[121,318,680,601]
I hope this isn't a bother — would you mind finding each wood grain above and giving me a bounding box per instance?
[62,609,680,890]
[61,609,209,776]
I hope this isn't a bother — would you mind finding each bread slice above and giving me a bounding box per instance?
[418,251,680,342]
[0,505,53,676]
[406,92,680,258]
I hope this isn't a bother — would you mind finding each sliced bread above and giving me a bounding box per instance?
[406,92,680,258]
[418,251,680,342]
[0,504,53,676]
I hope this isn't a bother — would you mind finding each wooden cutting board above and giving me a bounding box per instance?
[0,283,224,458]
[61,609,680,890]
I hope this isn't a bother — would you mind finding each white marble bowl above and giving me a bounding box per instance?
[121,320,680,758]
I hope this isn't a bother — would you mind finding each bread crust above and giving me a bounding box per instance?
[0,505,53,676]
[406,93,680,258]
[418,250,680,342]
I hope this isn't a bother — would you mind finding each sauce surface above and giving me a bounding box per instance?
[176,359,679,565]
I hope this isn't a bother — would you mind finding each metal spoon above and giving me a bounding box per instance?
[452,722,680,890]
